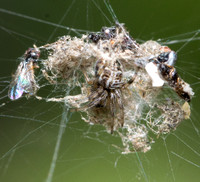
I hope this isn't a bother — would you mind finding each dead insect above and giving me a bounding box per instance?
[88,26,116,43]
[8,47,40,100]
[155,50,193,102]
[157,51,177,66]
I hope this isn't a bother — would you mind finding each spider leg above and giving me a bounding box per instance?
[88,87,108,108]
[123,75,136,89]
[110,75,136,89]
[82,70,93,85]
[109,91,116,133]
[115,89,124,127]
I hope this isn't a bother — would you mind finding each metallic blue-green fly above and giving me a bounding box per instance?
[8,47,40,100]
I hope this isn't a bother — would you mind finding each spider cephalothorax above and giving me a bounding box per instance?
[87,59,133,132]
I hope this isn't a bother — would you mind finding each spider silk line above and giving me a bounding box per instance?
[45,106,72,182]
[0,117,59,161]
[0,25,39,42]
[104,0,119,24]
[47,0,76,42]
[163,138,175,182]
[0,8,88,36]
[91,0,113,25]
[171,151,200,168]
[45,78,74,182]
[176,31,199,53]
[134,152,149,182]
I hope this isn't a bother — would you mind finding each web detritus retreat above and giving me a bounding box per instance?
[8,24,194,154]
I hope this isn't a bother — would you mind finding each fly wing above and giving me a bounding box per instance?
[8,61,37,100]
[22,61,37,95]
[8,61,25,100]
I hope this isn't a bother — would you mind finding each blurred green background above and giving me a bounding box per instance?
[0,0,200,182]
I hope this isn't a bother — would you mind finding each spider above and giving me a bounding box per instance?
[152,50,193,102]
[85,59,134,133]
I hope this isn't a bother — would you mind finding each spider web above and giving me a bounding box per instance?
[0,0,200,182]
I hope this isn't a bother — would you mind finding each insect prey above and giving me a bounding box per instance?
[8,47,40,100]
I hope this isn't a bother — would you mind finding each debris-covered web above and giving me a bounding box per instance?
[0,0,200,182]
[22,24,193,154]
